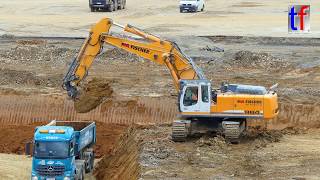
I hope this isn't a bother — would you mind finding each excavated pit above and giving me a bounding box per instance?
[0,121,128,159]
[0,120,139,180]
[0,37,319,179]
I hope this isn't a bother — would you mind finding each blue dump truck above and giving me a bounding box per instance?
[29,120,96,180]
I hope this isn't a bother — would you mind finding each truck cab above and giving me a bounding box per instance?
[179,0,205,13]
[30,121,96,180]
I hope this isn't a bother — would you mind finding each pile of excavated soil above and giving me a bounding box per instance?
[244,127,283,143]
[0,68,62,87]
[196,135,229,153]
[98,48,142,63]
[0,121,128,158]
[94,126,140,180]
[74,78,113,113]
[229,50,291,71]
[0,43,75,65]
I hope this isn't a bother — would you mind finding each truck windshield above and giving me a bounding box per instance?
[34,141,69,159]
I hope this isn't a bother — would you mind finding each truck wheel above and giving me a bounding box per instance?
[113,1,117,11]
[90,151,95,171]
[85,158,94,173]
[90,7,95,12]
[119,0,124,9]
[80,170,84,180]
[85,151,95,173]
[107,3,114,12]
[201,5,204,11]
[76,170,84,180]
[118,0,122,10]
[122,0,126,9]
[85,162,91,173]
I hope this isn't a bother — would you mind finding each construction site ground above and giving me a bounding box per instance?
[0,0,319,179]
[0,35,318,179]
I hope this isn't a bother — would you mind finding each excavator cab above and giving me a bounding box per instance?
[179,80,211,114]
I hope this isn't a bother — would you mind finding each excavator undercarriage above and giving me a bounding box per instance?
[172,118,247,143]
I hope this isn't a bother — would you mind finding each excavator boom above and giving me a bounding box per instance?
[63,17,279,143]
[63,18,205,98]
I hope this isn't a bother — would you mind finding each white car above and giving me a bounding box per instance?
[179,0,205,13]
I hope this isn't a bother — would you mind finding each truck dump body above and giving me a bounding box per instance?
[54,121,96,154]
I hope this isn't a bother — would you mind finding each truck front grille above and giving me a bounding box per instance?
[36,165,65,176]
[93,0,106,3]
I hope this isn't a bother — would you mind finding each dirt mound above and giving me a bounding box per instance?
[16,39,46,46]
[245,128,283,143]
[0,44,75,65]
[98,47,142,63]
[0,69,39,86]
[94,126,140,180]
[74,78,113,113]
[196,135,229,153]
[280,126,308,135]
[0,68,61,87]
[278,87,320,104]
[230,51,291,71]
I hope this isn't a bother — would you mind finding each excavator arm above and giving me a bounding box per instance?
[63,18,205,98]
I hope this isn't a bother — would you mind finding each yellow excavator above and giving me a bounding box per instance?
[63,18,279,142]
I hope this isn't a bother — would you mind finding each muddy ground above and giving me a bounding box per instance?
[0,35,318,179]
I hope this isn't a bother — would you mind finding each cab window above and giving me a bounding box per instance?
[201,85,209,103]
[183,86,198,106]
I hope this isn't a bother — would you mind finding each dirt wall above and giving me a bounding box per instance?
[271,102,320,129]
[94,126,140,180]
[0,95,176,126]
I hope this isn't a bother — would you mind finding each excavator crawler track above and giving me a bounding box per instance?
[222,121,242,143]
[172,120,190,142]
